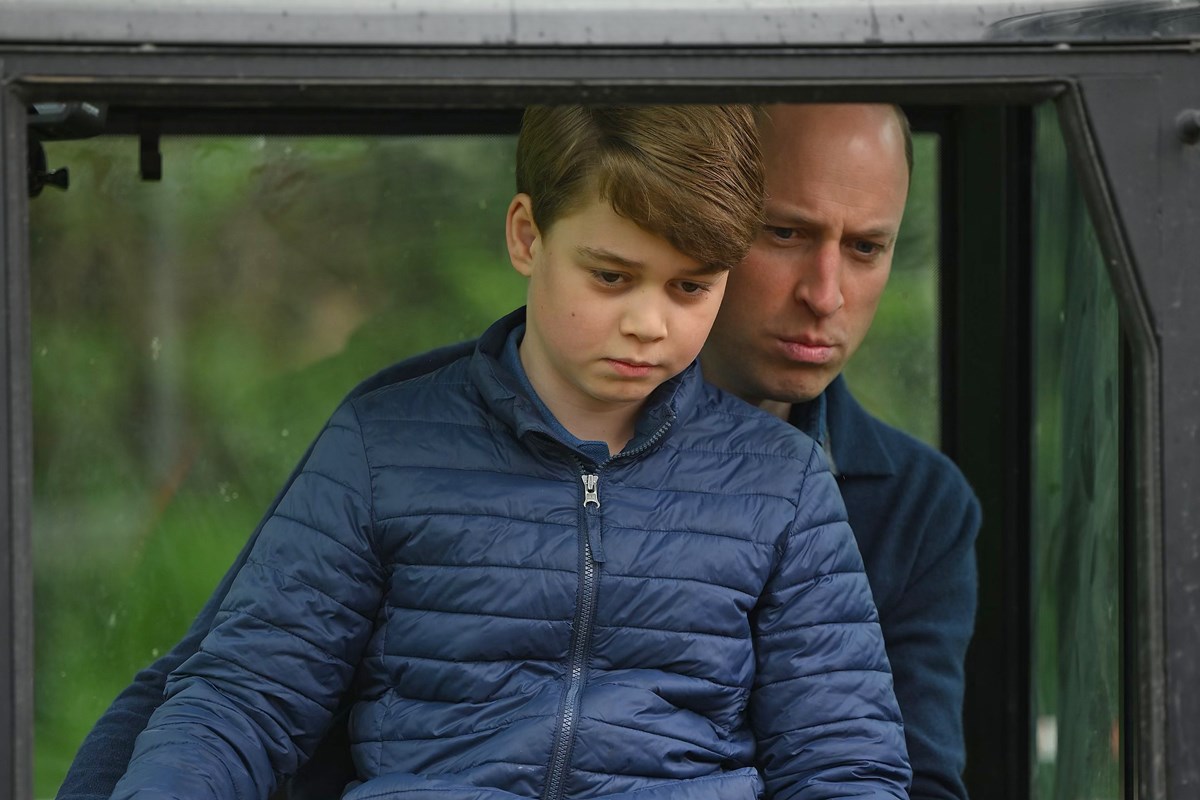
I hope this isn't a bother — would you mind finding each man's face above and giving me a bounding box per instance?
[703,104,910,408]
[509,193,728,423]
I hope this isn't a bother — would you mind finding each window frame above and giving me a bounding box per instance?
[2,39,1190,800]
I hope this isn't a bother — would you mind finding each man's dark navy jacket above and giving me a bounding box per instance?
[57,341,979,800]
[800,378,980,800]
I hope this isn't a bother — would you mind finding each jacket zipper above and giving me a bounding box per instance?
[542,417,674,800]
[543,467,602,800]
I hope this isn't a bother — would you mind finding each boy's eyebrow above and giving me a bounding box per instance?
[576,246,728,275]
[576,246,642,269]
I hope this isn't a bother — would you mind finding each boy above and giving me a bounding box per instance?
[109,105,910,800]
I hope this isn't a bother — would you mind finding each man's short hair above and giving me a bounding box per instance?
[516,105,764,269]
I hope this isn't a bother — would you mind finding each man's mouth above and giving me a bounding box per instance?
[776,337,838,365]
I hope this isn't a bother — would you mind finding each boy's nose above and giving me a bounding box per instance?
[619,297,669,343]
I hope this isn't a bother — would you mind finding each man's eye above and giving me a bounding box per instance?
[852,241,882,256]
[765,225,796,241]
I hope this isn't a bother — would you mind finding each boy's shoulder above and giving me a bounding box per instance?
[676,379,824,473]
[347,350,479,425]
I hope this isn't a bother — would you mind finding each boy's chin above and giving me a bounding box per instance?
[591,387,656,407]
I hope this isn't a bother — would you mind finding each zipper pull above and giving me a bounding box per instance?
[582,474,600,509]
[580,473,605,563]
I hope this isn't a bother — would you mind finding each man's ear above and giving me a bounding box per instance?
[506,193,540,278]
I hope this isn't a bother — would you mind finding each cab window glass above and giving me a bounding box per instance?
[29,124,942,797]
[29,133,525,795]
[1029,102,1123,799]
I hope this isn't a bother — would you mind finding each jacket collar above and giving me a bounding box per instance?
[789,375,896,478]
[468,307,697,462]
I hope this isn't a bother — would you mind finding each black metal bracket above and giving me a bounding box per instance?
[26,138,67,198]
[139,131,161,181]
[26,101,107,198]
[1176,109,1200,145]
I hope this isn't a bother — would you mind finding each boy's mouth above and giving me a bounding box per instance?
[605,358,656,378]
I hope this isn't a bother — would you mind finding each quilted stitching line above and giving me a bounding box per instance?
[362,712,556,743]
[599,571,757,598]
[394,562,575,576]
[385,603,571,624]
[756,619,881,640]
[238,559,373,622]
[196,652,341,714]
[210,608,354,670]
[591,623,748,642]
[376,510,572,527]
[267,512,375,568]
[295,467,371,507]
[755,666,894,692]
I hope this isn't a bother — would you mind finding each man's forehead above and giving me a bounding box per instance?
[764,157,906,213]
[760,105,909,226]
[761,104,907,172]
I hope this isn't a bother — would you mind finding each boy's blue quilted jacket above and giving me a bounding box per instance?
[111,309,910,800]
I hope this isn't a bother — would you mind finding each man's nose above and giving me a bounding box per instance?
[794,242,844,317]
[620,294,669,342]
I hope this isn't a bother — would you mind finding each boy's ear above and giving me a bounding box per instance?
[506,193,540,278]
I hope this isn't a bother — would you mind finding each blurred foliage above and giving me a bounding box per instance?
[30,134,526,795]
[29,130,941,797]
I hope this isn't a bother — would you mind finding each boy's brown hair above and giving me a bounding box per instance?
[516,105,763,270]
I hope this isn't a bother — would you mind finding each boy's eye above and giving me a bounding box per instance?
[591,270,625,285]
[677,281,711,296]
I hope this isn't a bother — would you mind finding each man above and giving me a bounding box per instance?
[57,103,976,800]
[702,104,978,800]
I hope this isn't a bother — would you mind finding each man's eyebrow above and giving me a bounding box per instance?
[857,227,900,242]
[763,211,897,242]
[763,209,818,229]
